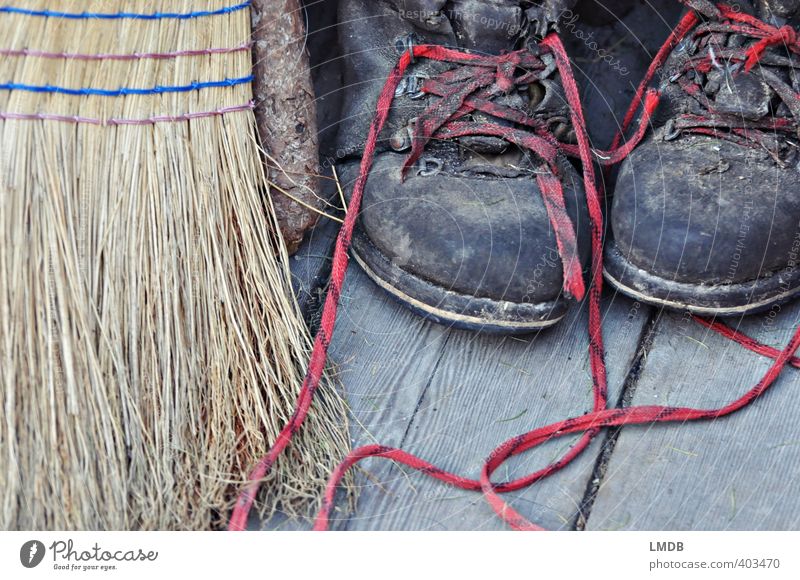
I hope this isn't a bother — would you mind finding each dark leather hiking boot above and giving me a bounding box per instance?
[333,0,590,333]
[605,0,800,316]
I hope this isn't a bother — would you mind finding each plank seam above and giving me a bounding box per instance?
[573,307,661,530]
[397,331,454,448]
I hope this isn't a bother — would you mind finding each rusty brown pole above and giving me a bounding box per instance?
[251,0,322,254]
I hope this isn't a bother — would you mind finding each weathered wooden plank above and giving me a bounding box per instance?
[339,294,651,530]
[586,303,800,530]
[321,265,455,529]
[285,233,653,531]
[284,217,652,532]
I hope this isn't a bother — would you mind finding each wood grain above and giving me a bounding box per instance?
[336,293,651,530]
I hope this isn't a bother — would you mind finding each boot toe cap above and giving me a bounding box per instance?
[611,134,800,285]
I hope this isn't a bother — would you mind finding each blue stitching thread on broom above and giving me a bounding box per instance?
[0,2,251,20]
[0,76,254,96]
[0,4,256,125]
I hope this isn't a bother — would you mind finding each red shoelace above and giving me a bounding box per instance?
[229,4,800,532]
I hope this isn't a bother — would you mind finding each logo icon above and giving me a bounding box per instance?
[20,540,46,568]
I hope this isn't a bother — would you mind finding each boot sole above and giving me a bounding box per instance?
[350,228,568,333]
[603,240,800,316]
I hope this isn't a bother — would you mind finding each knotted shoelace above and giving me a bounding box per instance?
[616,1,800,165]
[229,6,800,532]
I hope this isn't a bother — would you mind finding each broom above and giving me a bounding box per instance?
[0,0,349,530]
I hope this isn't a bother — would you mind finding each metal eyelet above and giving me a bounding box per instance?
[663,118,681,141]
[390,117,418,152]
[390,126,413,152]
[394,34,416,64]
[394,76,409,98]
[417,157,443,177]
[395,73,429,99]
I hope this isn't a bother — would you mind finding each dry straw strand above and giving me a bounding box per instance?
[0,0,350,530]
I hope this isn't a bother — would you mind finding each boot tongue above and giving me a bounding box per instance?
[447,0,524,53]
[441,2,527,157]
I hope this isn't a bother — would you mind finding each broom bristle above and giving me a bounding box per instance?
[0,0,350,530]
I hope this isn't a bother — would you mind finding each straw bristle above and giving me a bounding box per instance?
[0,0,350,530]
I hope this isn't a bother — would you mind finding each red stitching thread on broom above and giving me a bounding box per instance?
[0,102,255,126]
[230,7,800,531]
[0,43,252,61]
